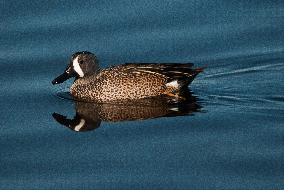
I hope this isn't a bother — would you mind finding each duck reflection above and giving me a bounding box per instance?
[52,90,201,132]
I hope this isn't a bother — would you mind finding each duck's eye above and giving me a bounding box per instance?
[79,60,84,65]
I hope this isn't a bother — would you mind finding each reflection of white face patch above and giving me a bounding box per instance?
[73,119,86,132]
[73,56,84,77]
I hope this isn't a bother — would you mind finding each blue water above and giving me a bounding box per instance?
[1,1,284,189]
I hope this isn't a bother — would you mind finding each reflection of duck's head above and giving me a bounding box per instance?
[52,112,101,132]
[52,90,201,132]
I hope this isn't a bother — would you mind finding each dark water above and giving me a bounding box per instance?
[1,1,284,189]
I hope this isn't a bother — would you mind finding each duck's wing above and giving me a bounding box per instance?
[120,63,203,87]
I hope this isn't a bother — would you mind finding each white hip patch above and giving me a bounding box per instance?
[166,80,179,88]
[73,57,84,77]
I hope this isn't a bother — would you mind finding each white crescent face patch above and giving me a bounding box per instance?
[73,56,84,77]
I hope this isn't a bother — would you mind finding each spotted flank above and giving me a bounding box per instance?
[52,51,203,102]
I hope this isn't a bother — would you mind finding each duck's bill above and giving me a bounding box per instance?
[52,71,75,85]
[52,72,70,85]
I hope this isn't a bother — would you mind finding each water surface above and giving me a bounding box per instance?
[1,0,284,189]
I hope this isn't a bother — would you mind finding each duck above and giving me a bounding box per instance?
[52,51,203,103]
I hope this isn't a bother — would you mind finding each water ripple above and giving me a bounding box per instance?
[204,62,284,78]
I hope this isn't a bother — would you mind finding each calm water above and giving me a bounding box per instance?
[1,1,284,189]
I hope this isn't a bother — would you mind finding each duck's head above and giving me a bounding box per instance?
[52,51,99,85]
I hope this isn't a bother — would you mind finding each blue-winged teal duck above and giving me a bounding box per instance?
[52,51,203,102]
